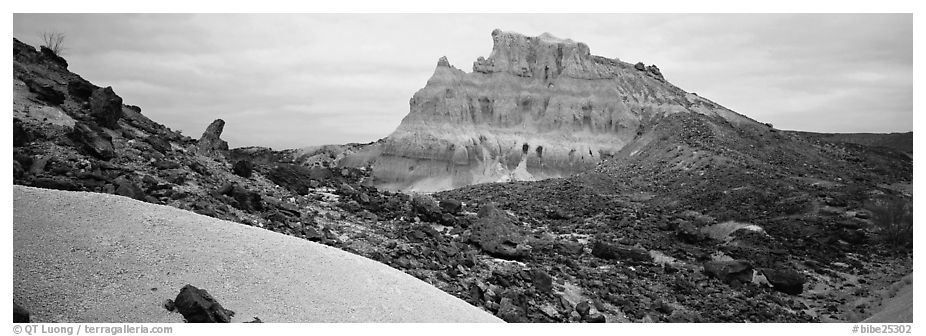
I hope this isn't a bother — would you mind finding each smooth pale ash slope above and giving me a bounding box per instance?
[861,283,913,323]
[12,186,502,323]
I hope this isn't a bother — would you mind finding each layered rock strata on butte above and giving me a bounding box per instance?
[369,29,758,192]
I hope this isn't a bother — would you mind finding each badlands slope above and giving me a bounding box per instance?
[13,185,501,323]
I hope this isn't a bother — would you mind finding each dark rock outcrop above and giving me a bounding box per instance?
[67,79,95,101]
[232,160,253,178]
[531,269,553,293]
[196,119,229,152]
[676,222,708,243]
[32,176,83,191]
[265,164,317,195]
[759,268,806,295]
[411,194,443,222]
[467,204,530,260]
[591,241,652,264]
[703,260,753,284]
[25,77,65,105]
[219,184,263,212]
[89,86,124,129]
[145,136,172,154]
[167,284,235,323]
[68,122,115,160]
[40,46,68,68]
[13,118,29,147]
[114,177,147,201]
[438,198,463,214]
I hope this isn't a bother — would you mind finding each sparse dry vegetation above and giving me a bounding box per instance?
[41,31,66,56]
[867,196,913,249]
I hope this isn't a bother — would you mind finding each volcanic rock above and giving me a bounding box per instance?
[145,136,172,154]
[411,193,443,222]
[232,160,253,178]
[220,184,263,212]
[25,77,65,105]
[32,177,82,191]
[531,269,554,293]
[13,302,30,323]
[468,203,531,259]
[497,297,526,323]
[676,221,708,243]
[13,118,29,147]
[591,241,652,264]
[89,86,124,129]
[67,79,95,101]
[438,198,463,214]
[114,177,147,201]
[703,260,753,284]
[759,268,806,295]
[40,46,68,68]
[575,300,591,317]
[196,119,229,152]
[13,161,24,179]
[586,313,606,323]
[68,122,115,160]
[168,284,235,323]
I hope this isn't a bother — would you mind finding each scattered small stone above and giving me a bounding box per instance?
[13,302,30,323]
[586,313,606,323]
[169,284,235,323]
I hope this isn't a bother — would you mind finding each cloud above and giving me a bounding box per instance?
[12,14,912,148]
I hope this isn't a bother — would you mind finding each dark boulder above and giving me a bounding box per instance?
[411,193,443,222]
[167,284,235,323]
[67,79,95,101]
[836,228,867,244]
[145,136,172,154]
[530,269,554,293]
[13,302,30,323]
[468,204,531,260]
[496,291,529,323]
[13,118,29,147]
[196,119,229,152]
[264,165,314,195]
[90,86,124,129]
[591,241,652,264]
[232,160,253,178]
[188,160,210,176]
[25,77,65,105]
[676,221,708,243]
[759,268,806,295]
[151,159,181,170]
[497,297,527,323]
[634,62,646,71]
[575,300,591,317]
[220,184,263,212]
[13,161,24,180]
[114,177,147,201]
[586,313,607,323]
[69,122,115,160]
[32,176,82,191]
[438,198,463,214]
[40,46,68,68]
[646,64,664,80]
[545,207,572,220]
[555,240,584,255]
[703,260,754,284]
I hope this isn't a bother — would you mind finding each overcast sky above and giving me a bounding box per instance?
[12,14,913,149]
